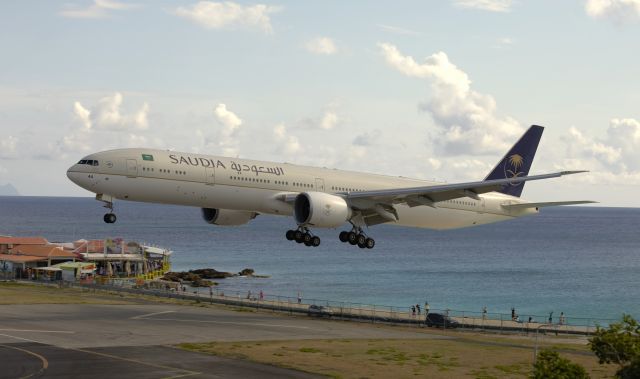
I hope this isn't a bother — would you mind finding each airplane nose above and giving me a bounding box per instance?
[66,165,79,184]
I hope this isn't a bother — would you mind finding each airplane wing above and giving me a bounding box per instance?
[345,170,587,207]
[277,170,588,225]
[501,200,597,210]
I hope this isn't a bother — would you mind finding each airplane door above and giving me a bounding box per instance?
[126,159,138,177]
[205,166,215,185]
[315,178,325,192]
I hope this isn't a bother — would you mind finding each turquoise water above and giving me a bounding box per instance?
[1,196,638,320]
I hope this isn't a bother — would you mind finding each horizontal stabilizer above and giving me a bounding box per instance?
[502,200,597,210]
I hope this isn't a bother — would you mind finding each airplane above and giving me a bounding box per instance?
[66,125,594,249]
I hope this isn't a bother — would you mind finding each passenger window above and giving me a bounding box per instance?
[93,160,99,166]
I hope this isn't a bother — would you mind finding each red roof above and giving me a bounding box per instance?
[0,236,48,245]
[0,255,46,263]
[12,245,76,258]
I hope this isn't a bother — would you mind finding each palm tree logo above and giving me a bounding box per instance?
[505,154,525,184]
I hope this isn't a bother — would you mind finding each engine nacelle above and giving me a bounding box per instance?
[201,208,257,226]
[294,192,352,228]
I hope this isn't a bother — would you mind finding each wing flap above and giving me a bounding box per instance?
[502,201,597,210]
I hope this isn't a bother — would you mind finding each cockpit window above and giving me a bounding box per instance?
[77,159,99,166]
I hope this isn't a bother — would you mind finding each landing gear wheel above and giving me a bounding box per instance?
[357,240,367,249]
[356,234,366,246]
[311,236,321,247]
[365,238,375,249]
[347,231,358,245]
[286,230,295,241]
[103,213,116,224]
[303,233,312,244]
[294,230,304,243]
[339,231,349,243]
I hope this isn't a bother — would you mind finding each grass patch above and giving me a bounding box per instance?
[178,337,616,379]
[0,282,136,305]
[299,347,321,353]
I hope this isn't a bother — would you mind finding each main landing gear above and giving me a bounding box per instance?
[339,227,375,249]
[285,227,321,247]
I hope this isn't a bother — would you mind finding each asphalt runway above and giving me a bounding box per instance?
[0,302,445,378]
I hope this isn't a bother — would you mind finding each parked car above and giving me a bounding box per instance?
[425,313,460,328]
[308,304,333,317]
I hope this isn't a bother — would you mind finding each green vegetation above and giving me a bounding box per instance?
[589,314,640,378]
[532,349,589,379]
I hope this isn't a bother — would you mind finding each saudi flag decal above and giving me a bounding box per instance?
[142,154,154,161]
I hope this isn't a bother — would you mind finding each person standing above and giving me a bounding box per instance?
[416,303,421,315]
[297,292,302,304]
[559,312,565,325]
[411,305,416,317]
[259,290,264,301]
[482,306,487,320]
[425,302,430,316]
[548,311,553,324]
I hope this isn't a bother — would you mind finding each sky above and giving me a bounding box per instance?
[1,0,639,206]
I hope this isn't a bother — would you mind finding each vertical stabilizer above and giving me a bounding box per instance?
[483,125,544,198]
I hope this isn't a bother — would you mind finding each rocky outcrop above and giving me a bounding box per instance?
[162,271,217,287]
[238,268,255,277]
[161,267,259,287]
[190,268,234,279]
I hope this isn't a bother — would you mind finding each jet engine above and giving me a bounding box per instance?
[294,192,352,228]
[201,208,257,226]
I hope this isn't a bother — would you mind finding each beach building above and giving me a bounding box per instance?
[0,237,77,279]
[0,236,49,253]
[0,235,171,282]
[71,238,171,281]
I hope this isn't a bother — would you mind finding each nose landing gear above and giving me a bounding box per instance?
[286,227,321,247]
[103,213,117,224]
[339,227,375,249]
[97,194,117,224]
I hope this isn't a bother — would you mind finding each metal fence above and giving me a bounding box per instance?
[27,278,618,336]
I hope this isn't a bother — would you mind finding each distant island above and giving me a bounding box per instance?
[0,183,20,196]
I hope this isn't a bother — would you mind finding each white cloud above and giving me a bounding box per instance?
[377,24,421,36]
[73,102,92,130]
[214,103,242,156]
[585,0,640,22]
[562,119,640,182]
[60,0,138,19]
[320,110,339,130]
[352,130,381,146]
[297,106,341,131]
[74,93,149,131]
[52,93,156,157]
[273,123,300,154]
[305,37,338,55]
[427,158,442,170]
[453,0,513,12]
[0,135,18,159]
[378,42,522,156]
[174,1,279,33]
[493,37,515,48]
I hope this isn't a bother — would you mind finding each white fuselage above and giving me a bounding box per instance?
[66,148,537,230]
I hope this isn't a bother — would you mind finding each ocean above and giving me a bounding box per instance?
[1,196,638,321]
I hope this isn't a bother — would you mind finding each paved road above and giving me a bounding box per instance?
[0,303,445,378]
